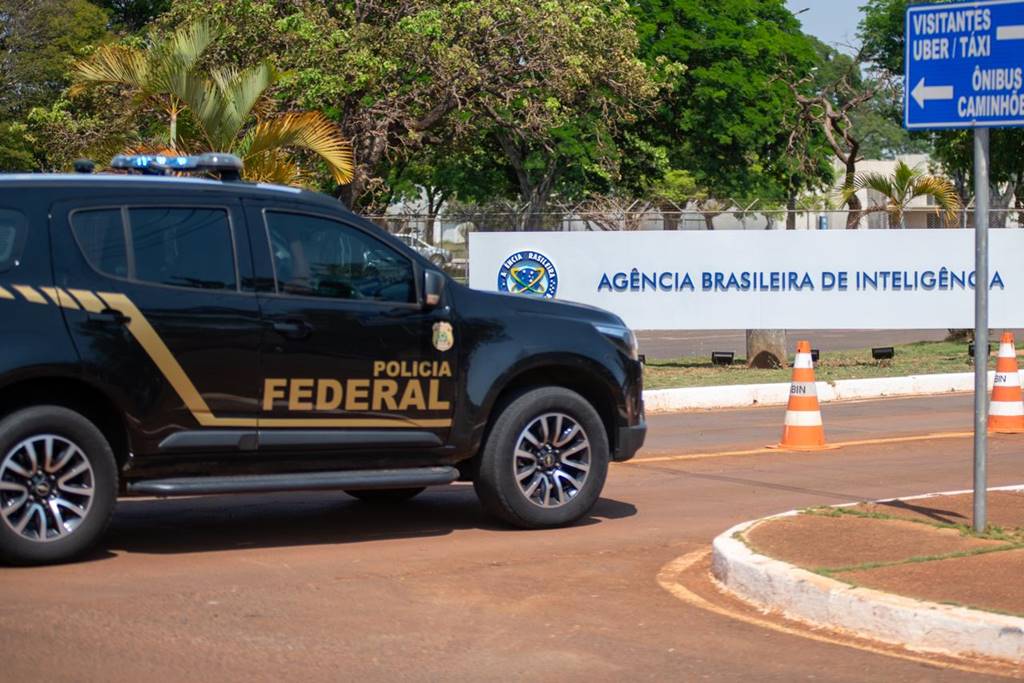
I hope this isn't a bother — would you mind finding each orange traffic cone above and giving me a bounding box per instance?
[777,340,828,450]
[988,332,1024,434]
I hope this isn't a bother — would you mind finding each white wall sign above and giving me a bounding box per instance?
[468,231,1023,330]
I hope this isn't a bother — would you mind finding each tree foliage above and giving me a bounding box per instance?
[630,0,828,204]
[0,0,109,118]
[70,19,354,185]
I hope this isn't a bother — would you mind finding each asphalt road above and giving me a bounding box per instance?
[1,394,1020,681]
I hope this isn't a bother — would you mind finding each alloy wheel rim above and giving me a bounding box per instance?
[0,434,95,543]
[513,412,591,508]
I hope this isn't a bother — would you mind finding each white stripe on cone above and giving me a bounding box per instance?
[788,381,818,396]
[784,411,823,427]
[1000,342,1016,357]
[990,401,1024,417]
[794,354,814,369]
[994,371,1022,387]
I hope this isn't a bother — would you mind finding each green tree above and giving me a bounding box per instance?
[69,19,219,150]
[842,160,962,228]
[630,0,828,210]
[69,19,354,185]
[156,1,655,213]
[0,0,109,118]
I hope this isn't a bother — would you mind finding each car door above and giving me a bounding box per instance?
[245,201,456,453]
[51,195,263,456]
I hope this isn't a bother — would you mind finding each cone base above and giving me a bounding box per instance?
[766,443,841,452]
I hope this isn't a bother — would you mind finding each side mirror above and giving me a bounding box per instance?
[423,270,444,308]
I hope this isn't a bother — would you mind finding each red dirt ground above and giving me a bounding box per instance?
[745,513,1008,570]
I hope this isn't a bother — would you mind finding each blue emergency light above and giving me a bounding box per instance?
[109,152,243,179]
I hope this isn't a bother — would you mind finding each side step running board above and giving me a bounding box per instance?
[127,466,460,497]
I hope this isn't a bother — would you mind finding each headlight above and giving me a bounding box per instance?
[594,323,639,360]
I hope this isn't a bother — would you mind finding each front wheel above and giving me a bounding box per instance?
[474,387,608,529]
[0,406,118,565]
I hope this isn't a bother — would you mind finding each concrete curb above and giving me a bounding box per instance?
[643,369,1021,414]
[710,487,1024,663]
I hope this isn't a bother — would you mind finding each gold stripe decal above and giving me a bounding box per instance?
[66,289,105,313]
[0,285,13,300]
[39,287,80,310]
[96,292,227,428]
[260,418,453,428]
[12,285,47,304]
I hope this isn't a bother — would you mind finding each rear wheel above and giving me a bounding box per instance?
[429,254,446,268]
[474,387,608,529]
[345,487,425,503]
[0,406,117,565]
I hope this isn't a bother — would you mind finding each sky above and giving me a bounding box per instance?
[785,0,866,52]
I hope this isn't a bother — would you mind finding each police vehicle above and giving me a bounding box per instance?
[0,154,646,564]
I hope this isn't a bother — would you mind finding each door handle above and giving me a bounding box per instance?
[87,308,131,325]
[272,319,312,339]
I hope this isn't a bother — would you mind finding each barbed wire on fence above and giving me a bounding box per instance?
[365,199,1024,238]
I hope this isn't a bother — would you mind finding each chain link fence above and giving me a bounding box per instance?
[363,200,1024,280]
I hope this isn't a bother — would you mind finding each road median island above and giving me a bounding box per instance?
[710,487,1024,664]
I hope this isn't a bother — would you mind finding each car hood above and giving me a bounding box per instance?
[472,289,625,327]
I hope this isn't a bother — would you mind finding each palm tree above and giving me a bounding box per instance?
[841,160,962,229]
[69,20,217,151]
[69,20,353,186]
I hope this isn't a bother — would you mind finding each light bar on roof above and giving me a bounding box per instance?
[109,152,243,178]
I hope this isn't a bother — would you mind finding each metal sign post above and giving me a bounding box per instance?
[973,128,989,532]
[903,0,1024,531]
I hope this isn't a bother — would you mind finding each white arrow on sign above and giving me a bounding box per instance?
[911,77,954,108]
[997,24,1024,40]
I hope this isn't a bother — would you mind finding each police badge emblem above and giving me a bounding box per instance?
[432,321,454,352]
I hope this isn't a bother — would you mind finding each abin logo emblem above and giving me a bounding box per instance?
[497,251,558,299]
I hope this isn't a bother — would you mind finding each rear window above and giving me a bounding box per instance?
[129,208,236,290]
[70,209,129,278]
[70,206,237,290]
[0,209,28,272]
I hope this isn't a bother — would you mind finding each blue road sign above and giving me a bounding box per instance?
[905,0,1024,129]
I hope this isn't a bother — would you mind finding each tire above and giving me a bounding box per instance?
[474,387,608,529]
[0,406,118,565]
[429,254,446,268]
[345,487,425,503]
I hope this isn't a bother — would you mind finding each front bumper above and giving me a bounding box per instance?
[613,420,646,462]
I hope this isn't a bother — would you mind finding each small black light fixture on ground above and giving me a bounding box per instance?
[810,349,820,363]
[871,346,895,360]
[711,351,734,366]
[968,342,994,358]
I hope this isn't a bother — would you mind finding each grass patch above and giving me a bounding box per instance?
[801,505,1024,544]
[812,544,1019,578]
[644,340,983,390]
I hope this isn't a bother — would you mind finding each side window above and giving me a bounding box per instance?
[128,208,236,290]
[70,209,129,278]
[265,211,414,303]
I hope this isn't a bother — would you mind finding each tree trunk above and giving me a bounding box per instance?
[842,157,863,229]
[661,203,680,231]
[703,213,716,230]
[521,190,549,230]
[990,181,1015,229]
[786,193,797,230]
[746,329,788,369]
